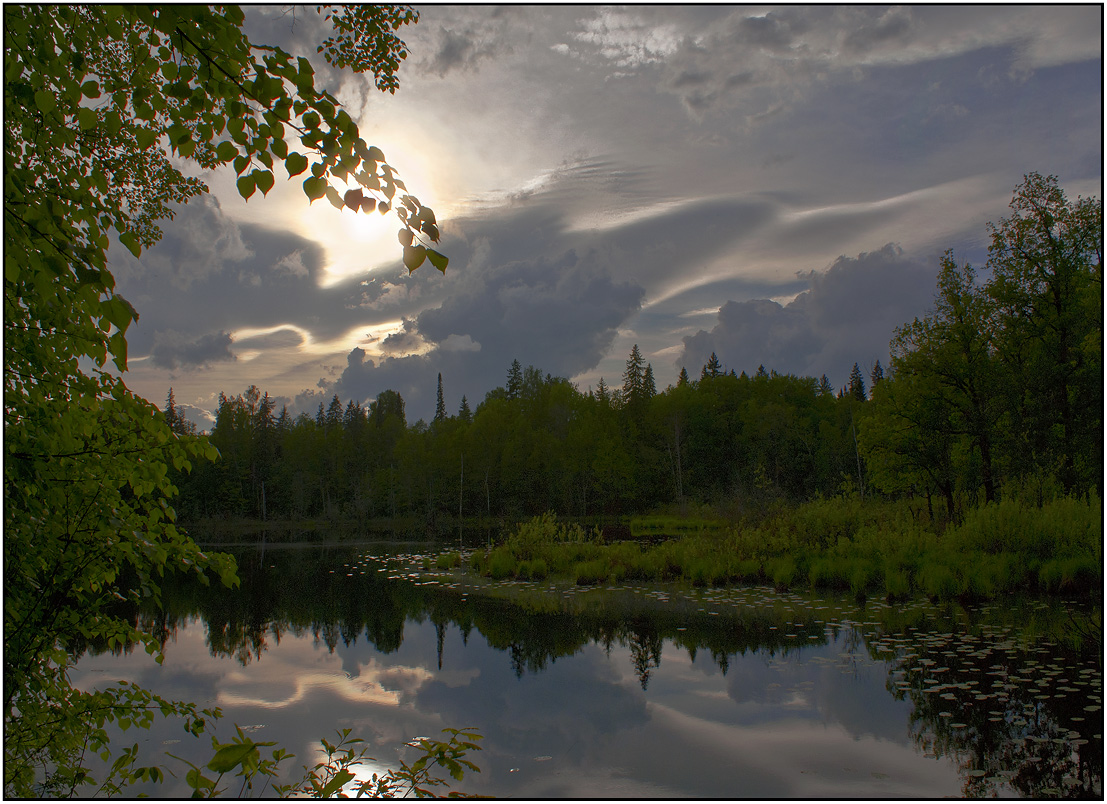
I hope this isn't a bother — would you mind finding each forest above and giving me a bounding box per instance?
[3,0,1100,796]
[176,173,1101,539]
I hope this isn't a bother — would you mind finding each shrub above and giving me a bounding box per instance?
[573,559,608,585]
[918,560,959,600]
[436,552,461,570]
[487,546,516,580]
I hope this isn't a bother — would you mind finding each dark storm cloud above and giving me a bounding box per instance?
[110,198,370,360]
[149,329,236,371]
[679,244,937,386]
[424,27,506,77]
[110,196,254,290]
[841,7,914,55]
[329,157,790,421]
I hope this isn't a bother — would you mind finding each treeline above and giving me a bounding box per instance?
[170,354,872,524]
[171,174,1101,527]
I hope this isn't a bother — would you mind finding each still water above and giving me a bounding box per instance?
[71,542,1102,798]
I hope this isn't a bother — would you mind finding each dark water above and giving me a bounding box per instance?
[71,542,1102,798]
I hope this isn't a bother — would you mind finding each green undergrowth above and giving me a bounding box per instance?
[468,494,1102,602]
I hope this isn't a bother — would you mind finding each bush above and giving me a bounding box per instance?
[573,559,608,585]
[436,551,462,570]
[487,547,516,580]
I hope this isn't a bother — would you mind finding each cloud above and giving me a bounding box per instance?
[439,334,481,352]
[640,5,1101,119]
[679,244,938,386]
[841,7,914,55]
[150,329,236,371]
[423,27,506,76]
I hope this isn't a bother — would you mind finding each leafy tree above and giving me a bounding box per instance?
[985,173,1102,493]
[3,4,446,796]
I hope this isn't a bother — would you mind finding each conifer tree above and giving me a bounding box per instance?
[622,344,646,404]
[701,352,722,379]
[869,360,884,390]
[595,377,610,406]
[848,363,867,401]
[435,372,446,421]
[643,363,657,400]
[164,388,180,433]
[458,395,471,423]
[506,359,523,399]
[677,367,690,387]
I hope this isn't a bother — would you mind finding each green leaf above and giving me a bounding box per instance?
[403,244,426,273]
[207,742,256,774]
[255,170,274,196]
[343,188,363,211]
[325,185,343,209]
[136,127,159,149]
[80,79,101,98]
[285,152,308,177]
[236,173,256,200]
[215,141,238,162]
[426,249,449,273]
[34,89,56,113]
[77,107,97,130]
[397,228,413,247]
[320,769,356,798]
[117,232,141,259]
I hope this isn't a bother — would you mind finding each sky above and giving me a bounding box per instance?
[110,4,1103,429]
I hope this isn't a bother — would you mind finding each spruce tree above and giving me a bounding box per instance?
[677,366,690,387]
[595,377,610,406]
[435,372,446,421]
[506,359,523,399]
[701,352,722,379]
[643,363,656,400]
[869,359,884,390]
[164,388,179,432]
[848,363,867,401]
[622,344,646,405]
[458,395,471,423]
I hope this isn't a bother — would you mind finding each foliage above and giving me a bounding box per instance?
[3,4,451,797]
[464,493,1099,602]
[169,727,482,799]
[861,173,1101,514]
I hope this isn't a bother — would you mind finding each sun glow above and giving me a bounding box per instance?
[297,129,446,287]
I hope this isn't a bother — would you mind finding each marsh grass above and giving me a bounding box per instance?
[467,494,1101,601]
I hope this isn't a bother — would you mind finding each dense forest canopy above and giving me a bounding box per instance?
[180,173,1101,528]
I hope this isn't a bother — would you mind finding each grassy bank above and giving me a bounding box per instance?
[464,495,1102,602]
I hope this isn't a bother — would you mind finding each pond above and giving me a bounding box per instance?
[71,541,1102,798]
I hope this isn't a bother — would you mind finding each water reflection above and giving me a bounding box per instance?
[71,544,1101,798]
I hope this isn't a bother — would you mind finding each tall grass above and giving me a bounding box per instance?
[466,495,1101,601]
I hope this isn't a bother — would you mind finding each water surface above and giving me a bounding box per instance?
[71,543,1102,798]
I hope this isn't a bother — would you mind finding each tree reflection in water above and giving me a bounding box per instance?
[80,544,1101,798]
